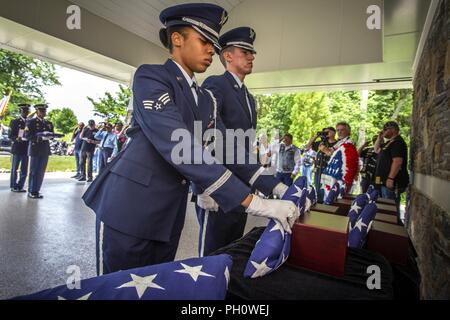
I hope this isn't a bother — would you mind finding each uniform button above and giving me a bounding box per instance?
[181,179,187,185]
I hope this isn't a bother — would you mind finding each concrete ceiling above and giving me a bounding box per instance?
[70,0,245,46]
[0,0,431,92]
[0,16,137,83]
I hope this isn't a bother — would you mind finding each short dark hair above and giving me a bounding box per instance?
[383,121,399,131]
[284,133,293,140]
[323,127,336,133]
[160,26,190,53]
[88,119,95,126]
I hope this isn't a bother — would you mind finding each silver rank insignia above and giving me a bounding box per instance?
[143,93,171,111]
[220,10,228,26]
[250,29,255,40]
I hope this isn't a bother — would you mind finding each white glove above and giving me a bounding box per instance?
[197,193,219,211]
[272,182,289,199]
[245,195,299,234]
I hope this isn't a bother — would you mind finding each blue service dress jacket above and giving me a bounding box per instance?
[83,59,277,242]
[202,71,257,132]
[25,117,54,157]
[9,117,28,155]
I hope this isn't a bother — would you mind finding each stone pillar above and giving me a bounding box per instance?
[408,0,450,299]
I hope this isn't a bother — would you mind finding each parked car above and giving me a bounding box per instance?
[0,126,12,153]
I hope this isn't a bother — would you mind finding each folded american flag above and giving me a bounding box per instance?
[347,194,371,229]
[37,132,64,138]
[367,189,379,202]
[13,254,232,300]
[348,202,378,248]
[324,181,340,204]
[243,176,316,278]
[337,180,347,199]
[347,188,379,248]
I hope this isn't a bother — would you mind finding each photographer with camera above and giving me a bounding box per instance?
[305,127,337,191]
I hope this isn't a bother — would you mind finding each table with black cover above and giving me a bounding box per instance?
[212,227,395,300]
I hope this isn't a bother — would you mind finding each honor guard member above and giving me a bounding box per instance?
[25,104,54,199]
[9,104,31,192]
[83,3,297,275]
[196,27,267,256]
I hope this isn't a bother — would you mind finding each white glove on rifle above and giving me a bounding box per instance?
[272,182,289,199]
[197,193,219,211]
[245,195,299,234]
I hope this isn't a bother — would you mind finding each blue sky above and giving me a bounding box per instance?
[44,65,122,124]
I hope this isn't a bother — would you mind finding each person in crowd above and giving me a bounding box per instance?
[318,122,359,198]
[374,121,409,223]
[113,121,128,153]
[78,119,98,182]
[358,135,378,193]
[94,123,118,175]
[70,122,85,179]
[269,133,302,186]
[305,127,337,192]
[301,147,316,186]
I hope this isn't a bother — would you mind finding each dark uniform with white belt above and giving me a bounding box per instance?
[9,104,30,192]
[82,3,293,275]
[197,27,260,256]
[25,104,54,199]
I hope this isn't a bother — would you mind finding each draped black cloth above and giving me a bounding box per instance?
[212,227,395,300]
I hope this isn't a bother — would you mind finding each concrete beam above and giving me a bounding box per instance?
[0,0,168,66]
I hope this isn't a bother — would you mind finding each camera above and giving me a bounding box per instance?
[317,130,328,142]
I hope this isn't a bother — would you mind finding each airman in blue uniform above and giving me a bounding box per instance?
[25,104,54,199]
[9,104,30,193]
[197,27,264,256]
[82,3,298,275]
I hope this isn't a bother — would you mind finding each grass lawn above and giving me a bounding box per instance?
[0,155,76,173]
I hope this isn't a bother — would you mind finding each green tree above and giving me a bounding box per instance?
[88,84,130,124]
[367,89,412,146]
[255,89,413,149]
[256,94,296,139]
[0,49,60,124]
[47,108,78,134]
[327,90,362,142]
[288,92,332,147]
